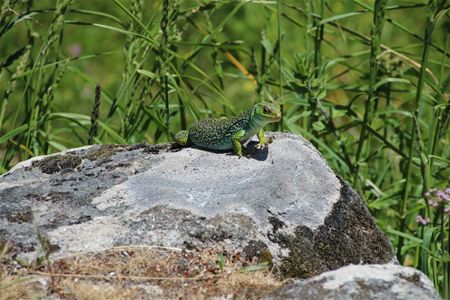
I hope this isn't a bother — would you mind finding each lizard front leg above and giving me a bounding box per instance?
[231,129,246,157]
[256,128,266,149]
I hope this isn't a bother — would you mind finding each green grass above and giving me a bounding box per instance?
[0,0,449,297]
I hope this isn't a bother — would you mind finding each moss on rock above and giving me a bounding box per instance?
[243,240,273,267]
[6,207,34,223]
[32,154,82,174]
[279,179,394,279]
[84,144,125,161]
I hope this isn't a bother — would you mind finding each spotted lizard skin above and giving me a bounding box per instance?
[174,103,281,156]
[188,107,260,150]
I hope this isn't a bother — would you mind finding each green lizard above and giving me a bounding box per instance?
[174,102,281,157]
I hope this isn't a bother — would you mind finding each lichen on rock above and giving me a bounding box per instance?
[0,132,436,300]
[1,133,394,275]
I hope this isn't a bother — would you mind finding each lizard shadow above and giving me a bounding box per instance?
[242,140,269,161]
[190,141,269,161]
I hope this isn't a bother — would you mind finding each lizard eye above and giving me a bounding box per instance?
[263,107,270,114]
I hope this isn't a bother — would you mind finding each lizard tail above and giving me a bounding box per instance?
[174,130,191,146]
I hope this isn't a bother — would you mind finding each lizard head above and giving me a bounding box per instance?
[253,102,282,123]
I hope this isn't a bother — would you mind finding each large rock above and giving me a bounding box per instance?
[0,132,393,278]
[266,264,441,300]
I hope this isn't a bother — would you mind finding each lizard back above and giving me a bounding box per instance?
[188,109,252,150]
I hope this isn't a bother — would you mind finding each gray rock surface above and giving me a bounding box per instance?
[0,132,393,278]
[266,264,441,300]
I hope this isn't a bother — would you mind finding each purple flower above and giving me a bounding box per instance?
[416,215,430,225]
[425,187,450,207]
[423,187,450,218]
[437,191,450,202]
[428,199,438,208]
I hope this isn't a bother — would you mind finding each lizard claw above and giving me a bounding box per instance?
[255,142,266,150]
[238,153,251,159]
[238,147,252,158]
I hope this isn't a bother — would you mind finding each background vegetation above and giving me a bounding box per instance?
[0,0,449,297]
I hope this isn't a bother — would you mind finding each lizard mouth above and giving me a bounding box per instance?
[268,114,282,121]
